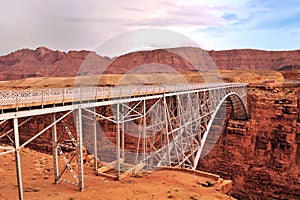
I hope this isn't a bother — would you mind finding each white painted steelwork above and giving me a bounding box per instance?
[0,83,248,200]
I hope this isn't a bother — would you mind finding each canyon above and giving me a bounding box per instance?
[0,47,300,199]
[199,83,300,199]
[1,82,299,199]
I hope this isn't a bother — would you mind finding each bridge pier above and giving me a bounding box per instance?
[52,113,59,184]
[14,118,24,200]
[116,103,121,180]
[93,107,98,172]
[77,107,84,190]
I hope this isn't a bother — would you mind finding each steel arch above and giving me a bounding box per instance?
[193,92,248,169]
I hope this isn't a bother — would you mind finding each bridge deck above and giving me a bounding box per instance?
[0,83,247,111]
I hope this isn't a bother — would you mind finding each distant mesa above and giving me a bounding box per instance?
[0,46,300,81]
[0,46,109,81]
[208,49,300,70]
[104,47,216,74]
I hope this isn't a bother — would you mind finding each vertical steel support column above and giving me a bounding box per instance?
[14,118,24,200]
[121,122,125,158]
[187,93,193,145]
[93,107,98,172]
[116,103,121,180]
[77,107,84,190]
[163,95,171,165]
[52,113,59,183]
[176,95,184,151]
[142,100,146,162]
[121,105,125,158]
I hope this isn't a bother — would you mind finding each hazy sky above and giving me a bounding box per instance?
[1,0,299,56]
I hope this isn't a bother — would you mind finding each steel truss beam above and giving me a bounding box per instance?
[0,83,248,200]
[91,85,247,178]
[0,109,85,200]
[51,109,84,189]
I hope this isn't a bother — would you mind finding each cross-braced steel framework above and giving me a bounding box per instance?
[0,83,248,200]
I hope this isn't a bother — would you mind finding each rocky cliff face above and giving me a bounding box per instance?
[0,47,110,80]
[1,47,300,81]
[208,49,300,70]
[198,83,300,199]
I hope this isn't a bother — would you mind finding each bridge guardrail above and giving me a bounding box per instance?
[0,83,247,109]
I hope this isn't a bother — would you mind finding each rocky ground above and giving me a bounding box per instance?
[0,147,234,200]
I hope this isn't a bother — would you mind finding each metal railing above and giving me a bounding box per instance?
[0,83,247,108]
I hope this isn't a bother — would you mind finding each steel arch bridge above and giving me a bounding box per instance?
[0,83,248,200]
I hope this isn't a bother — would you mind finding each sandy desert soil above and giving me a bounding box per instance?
[0,147,234,200]
[0,70,284,91]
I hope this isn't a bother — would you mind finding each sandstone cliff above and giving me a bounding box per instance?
[198,83,300,199]
[208,49,300,70]
[1,47,300,81]
[0,47,110,80]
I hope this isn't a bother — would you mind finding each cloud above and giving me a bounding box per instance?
[1,0,232,55]
[131,4,225,27]
[195,0,300,50]
[122,7,145,12]
[240,0,300,30]
[0,0,299,56]
[61,17,115,24]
